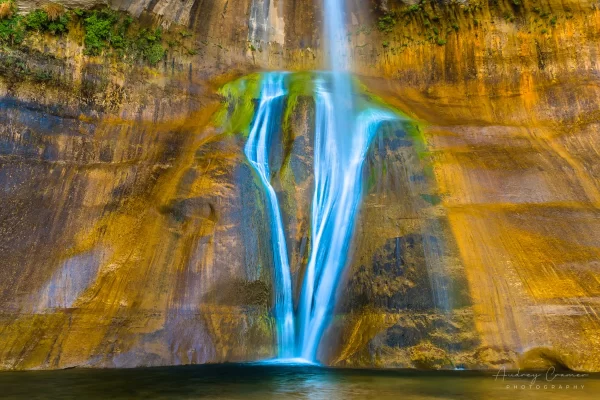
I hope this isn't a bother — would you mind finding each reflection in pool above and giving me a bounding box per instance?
[0,364,597,399]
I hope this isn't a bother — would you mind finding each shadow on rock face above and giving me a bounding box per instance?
[344,234,436,312]
[519,347,573,371]
[203,278,273,308]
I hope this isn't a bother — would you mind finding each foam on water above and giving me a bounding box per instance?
[251,357,319,366]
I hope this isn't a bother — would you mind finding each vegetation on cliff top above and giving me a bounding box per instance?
[372,0,570,52]
[79,8,166,64]
[0,1,199,66]
[24,4,70,35]
[1,1,73,44]
[0,0,23,45]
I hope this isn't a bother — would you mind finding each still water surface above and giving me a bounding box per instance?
[0,363,597,399]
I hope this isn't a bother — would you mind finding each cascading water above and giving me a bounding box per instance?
[298,78,396,360]
[296,0,356,361]
[295,0,400,361]
[244,0,399,363]
[244,73,295,358]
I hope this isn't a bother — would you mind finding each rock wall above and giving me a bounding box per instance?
[0,0,599,371]
[347,0,600,371]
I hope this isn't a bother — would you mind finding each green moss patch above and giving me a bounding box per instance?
[214,73,262,137]
[0,2,200,67]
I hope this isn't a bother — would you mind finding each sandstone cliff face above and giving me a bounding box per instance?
[0,0,599,371]
[344,0,600,371]
[0,71,279,368]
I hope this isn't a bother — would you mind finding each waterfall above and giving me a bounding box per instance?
[244,0,398,363]
[296,0,400,362]
[244,72,295,358]
[298,77,396,360]
[297,0,357,360]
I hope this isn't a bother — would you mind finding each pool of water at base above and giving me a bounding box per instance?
[0,363,597,399]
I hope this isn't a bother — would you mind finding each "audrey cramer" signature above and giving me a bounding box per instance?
[493,367,589,385]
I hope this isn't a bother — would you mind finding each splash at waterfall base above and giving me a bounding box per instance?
[217,71,466,366]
